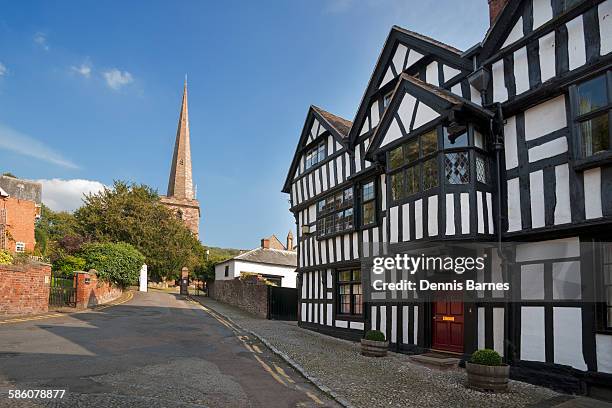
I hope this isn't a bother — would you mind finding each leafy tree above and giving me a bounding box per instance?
[74,181,205,280]
[52,254,86,276]
[0,250,12,265]
[1,172,16,178]
[35,204,80,258]
[80,242,145,286]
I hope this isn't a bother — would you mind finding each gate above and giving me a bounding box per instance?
[268,286,298,321]
[49,273,77,307]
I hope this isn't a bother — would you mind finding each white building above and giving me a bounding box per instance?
[214,233,298,288]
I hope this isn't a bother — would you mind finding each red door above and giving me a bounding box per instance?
[432,291,464,353]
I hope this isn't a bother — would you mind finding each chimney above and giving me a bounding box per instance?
[261,238,270,249]
[488,0,508,24]
[286,231,294,251]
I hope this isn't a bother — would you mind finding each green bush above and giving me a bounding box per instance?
[52,255,86,276]
[364,330,386,342]
[470,349,503,366]
[0,250,12,265]
[79,242,145,287]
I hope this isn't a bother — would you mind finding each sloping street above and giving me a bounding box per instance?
[0,290,338,407]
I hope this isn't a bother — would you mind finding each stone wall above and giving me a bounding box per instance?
[209,278,269,319]
[0,263,51,315]
[74,271,123,309]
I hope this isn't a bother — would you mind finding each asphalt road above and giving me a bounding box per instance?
[0,290,339,407]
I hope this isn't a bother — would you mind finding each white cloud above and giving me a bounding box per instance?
[33,32,49,51]
[0,62,7,76]
[0,123,79,169]
[71,62,92,78]
[103,68,133,90]
[37,178,106,212]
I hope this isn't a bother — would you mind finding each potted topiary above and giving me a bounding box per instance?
[466,349,509,392]
[361,330,388,357]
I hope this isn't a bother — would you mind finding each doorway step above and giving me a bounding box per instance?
[409,352,461,370]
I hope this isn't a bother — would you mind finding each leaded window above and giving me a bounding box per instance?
[445,152,470,184]
[338,269,362,315]
[316,187,354,237]
[362,181,376,226]
[573,73,611,159]
[305,140,327,170]
[476,152,489,184]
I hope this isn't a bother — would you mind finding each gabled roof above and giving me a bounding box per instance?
[219,247,297,268]
[347,25,472,146]
[479,0,524,59]
[282,106,352,193]
[366,73,494,158]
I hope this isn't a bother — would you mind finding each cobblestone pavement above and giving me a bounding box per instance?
[191,297,575,408]
[0,290,339,407]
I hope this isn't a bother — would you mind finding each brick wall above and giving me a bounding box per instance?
[74,271,123,309]
[209,277,269,318]
[0,263,51,315]
[0,197,39,253]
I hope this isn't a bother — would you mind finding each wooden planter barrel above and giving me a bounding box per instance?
[466,362,510,392]
[360,339,389,357]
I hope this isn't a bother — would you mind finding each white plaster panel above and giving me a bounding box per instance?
[379,306,387,338]
[406,49,424,68]
[554,307,587,370]
[492,59,507,102]
[478,307,485,350]
[370,101,380,128]
[507,178,522,232]
[380,118,403,148]
[514,46,530,95]
[428,195,438,236]
[528,137,568,162]
[520,306,546,362]
[554,164,572,225]
[413,306,418,344]
[398,93,417,129]
[552,261,581,300]
[516,237,581,261]
[596,334,612,373]
[493,308,505,357]
[538,31,557,82]
[402,306,409,344]
[327,303,333,326]
[390,206,399,243]
[477,191,485,234]
[600,0,612,55]
[529,170,545,229]
[442,65,461,82]
[402,202,410,241]
[414,199,423,239]
[354,146,362,174]
[391,306,397,343]
[486,192,494,234]
[393,43,408,73]
[412,102,439,130]
[532,0,553,29]
[460,192,470,234]
[445,194,455,235]
[521,263,545,299]
[524,95,567,140]
[350,321,364,330]
[425,61,439,86]
[584,167,603,219]
[335,320,348,328]
[381,66,395,88]
[504,115,519,169]
[566,15,586,70]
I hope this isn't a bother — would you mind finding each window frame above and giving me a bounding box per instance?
[15,242,26,253]
[336,269,363,317]
[569,70,612,170]
[361,180,377,228]
[305,139,328,171]
[595,240,612,334]
[316,186,355,239]
[224,265,229,277]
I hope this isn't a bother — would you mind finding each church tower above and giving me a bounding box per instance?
[160,79,201,238]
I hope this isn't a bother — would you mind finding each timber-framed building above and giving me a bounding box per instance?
[282,0,612,396]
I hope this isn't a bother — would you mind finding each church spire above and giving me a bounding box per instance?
[167,78,194,200]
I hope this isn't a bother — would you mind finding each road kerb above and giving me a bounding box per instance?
[188,296,355,408]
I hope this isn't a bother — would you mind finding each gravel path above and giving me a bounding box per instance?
[192,296,562,408]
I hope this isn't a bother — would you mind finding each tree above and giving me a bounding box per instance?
[74,181,205,280]
[80,242,145,286]
[35,204,80,258]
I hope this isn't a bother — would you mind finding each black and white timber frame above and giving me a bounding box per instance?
[282,0,612,396]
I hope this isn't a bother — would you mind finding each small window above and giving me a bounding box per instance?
[305,140,327,170]
[316,187,354,237]
[573,73,611,159]
[361,181,376,226]
[224,265,229,277]
[15,242,25,253]
[337,269,362,315]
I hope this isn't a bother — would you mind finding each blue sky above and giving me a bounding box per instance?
[0,0,489,249]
